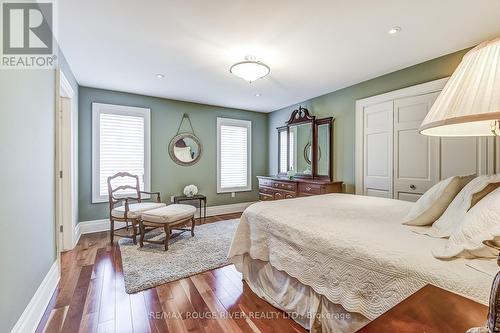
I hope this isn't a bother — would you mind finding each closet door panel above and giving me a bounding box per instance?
[363,101,393,198]
[394,93,440,200]
[440,137,487,179]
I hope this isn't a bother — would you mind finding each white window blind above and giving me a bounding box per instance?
[217,118,252,193]
[289,130,295,171]
[279,130,288,173]
[92,103,151,203]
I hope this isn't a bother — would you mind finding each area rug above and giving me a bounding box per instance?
[119,219,239,293]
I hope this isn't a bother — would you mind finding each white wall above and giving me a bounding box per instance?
[0,69,57,332]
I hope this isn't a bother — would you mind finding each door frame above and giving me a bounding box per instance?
[55,69,75,258]
[354,77,449,195]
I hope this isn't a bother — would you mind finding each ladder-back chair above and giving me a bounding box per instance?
[107,172,165,244]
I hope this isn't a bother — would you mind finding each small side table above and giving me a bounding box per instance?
[173,194,207,221]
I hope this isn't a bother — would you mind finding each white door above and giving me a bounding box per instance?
[363,101,393,198]
[440,137,487,179]
[393,93,440,202]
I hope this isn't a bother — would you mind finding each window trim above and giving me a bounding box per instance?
[91,102,151,203]
[216,117,252,193]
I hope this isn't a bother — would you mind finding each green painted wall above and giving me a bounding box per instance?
[78,87,268,222]
[268,48,470,193]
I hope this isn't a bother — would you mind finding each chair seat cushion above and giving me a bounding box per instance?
[141,204,196,224]
[112,202,166,219]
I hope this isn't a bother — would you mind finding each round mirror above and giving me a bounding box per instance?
[304,142,321,165]
[168,133,202,166]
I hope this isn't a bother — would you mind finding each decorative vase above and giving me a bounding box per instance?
[183,184,198,197]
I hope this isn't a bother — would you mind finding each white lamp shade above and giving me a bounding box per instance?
[420,37,500,136]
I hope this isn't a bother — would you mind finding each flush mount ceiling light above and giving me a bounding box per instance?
[156,73,165,79]
[388,26,402,34]
[230,55,270,83]
[255,93,261,97]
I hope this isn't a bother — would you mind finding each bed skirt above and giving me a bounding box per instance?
[233,254,370,333]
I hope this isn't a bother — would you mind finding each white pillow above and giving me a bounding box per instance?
[424,174,500,238]
[433,186,500,259]
[403,175,473,226]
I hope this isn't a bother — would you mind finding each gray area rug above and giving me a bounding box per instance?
[119,219,239,293]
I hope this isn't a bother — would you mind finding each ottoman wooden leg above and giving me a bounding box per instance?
[164,225,170,251]
[139,221,145,247]
[191,217,195,237]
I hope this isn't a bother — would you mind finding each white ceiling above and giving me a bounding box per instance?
[58,0,500,112]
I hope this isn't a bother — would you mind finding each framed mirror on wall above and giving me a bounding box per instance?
[168,113,203,166]
[277,106,334,180]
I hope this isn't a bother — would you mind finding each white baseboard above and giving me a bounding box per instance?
[203,201,254,217]
[76,201,255,238]
[10,261,59,333]
[74,219,127,242]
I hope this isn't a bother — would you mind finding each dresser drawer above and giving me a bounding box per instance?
[271,181,296,192]
[273,190,296,200]
[258,178,273,187]
[259,193,274,201]
[259,186,275,195]
[298,182,322,195]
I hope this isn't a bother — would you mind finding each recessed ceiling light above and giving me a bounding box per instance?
[156,73,165,79]
[388,26,402,35]
[255,93,261,97]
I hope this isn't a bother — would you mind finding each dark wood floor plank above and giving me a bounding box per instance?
[98,251,116,324]
[168,279,206,333]
[37,212,307,333]
[190,274,245,333]
[41,306,68,333]
[180,277,227,333]
[143,288,170,333]
[61,264,94,333]
[78,312,98,333]
[114,247,134,333]
[130,292,152,333]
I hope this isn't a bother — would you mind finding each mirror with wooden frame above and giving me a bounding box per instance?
[277,107,333,180]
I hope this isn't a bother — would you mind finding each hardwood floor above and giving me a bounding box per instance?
[36,213,307,333]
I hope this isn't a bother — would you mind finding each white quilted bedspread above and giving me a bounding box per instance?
[228,193,493,320]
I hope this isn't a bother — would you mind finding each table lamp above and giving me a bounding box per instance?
[419,37,500,333]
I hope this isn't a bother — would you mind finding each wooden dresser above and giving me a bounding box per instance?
[257,176,343,201]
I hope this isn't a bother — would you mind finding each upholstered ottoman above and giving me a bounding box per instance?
[139,204,196,250]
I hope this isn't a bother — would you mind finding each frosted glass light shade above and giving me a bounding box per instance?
[420,37,500,137]
[230,60,270,83]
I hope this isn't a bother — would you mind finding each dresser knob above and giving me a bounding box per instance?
[410,184,416,190]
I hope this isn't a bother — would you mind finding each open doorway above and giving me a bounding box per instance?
[55,69,76,255]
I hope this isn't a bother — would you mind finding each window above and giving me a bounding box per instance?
[289,127,297,172]
[217,118,252,193]
[279,130,288,173]
[92,103,151,203]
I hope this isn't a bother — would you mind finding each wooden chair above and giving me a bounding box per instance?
[107,172,165,244]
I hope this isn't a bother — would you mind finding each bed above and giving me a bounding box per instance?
[227,193,493,333]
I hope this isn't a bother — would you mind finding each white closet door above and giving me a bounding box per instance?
[393,92,440,202]
[440,137,487,179]
[363,101,393,198]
